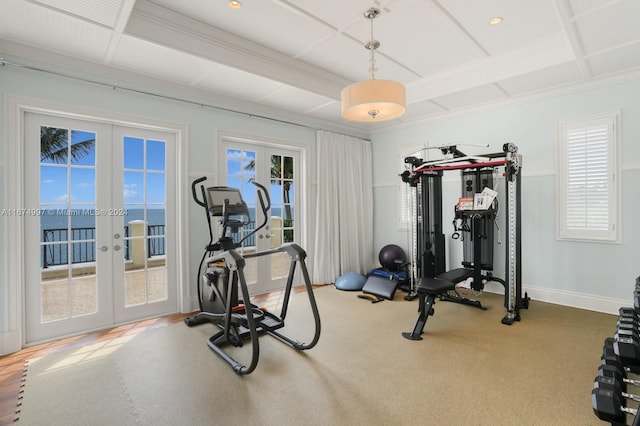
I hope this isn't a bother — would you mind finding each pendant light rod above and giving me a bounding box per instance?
[364,7,380,80]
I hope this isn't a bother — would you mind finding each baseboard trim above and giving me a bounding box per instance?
[187,296,199,313]
[1,328,22,356]
[525,285,630,315]
[482,282,628,315]
[181,295,196,314]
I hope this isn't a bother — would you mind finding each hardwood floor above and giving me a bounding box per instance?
[0,290,291,425]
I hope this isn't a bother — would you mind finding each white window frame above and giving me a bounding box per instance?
[556,111,620,243]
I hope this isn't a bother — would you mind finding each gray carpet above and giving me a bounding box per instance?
[18,286,616,425]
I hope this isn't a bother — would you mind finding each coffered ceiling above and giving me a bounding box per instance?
[1,0,639,131]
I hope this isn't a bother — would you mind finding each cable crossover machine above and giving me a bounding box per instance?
[400,143,528,340]
[184,177,321,374]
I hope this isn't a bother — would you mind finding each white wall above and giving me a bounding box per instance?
[3,53,639,354]
[371,79,640,313]
[0,62,320,353]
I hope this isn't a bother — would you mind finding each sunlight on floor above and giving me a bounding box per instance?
[38,334,137,373]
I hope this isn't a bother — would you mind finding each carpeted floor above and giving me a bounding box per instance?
[18,286,616,425]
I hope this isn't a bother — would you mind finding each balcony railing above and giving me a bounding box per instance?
[42,224,165,268]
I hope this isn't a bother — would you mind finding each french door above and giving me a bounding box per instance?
[218,139,301,295]
[24,113,177,344]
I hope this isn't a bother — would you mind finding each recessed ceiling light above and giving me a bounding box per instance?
[229,1,242,9]
[489,16,503,25]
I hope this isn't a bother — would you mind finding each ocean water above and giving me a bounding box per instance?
[40,208,166,231]
[40,208,166,267]
[40,206,292,266]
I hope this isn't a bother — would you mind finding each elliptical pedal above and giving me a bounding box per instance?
[258,311,285,331]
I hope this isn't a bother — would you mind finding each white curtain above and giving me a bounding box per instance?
[313,130,374,284]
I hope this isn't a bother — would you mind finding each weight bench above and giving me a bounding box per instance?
[402,268,476,341]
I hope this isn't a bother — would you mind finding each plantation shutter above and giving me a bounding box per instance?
[557,113,619,242]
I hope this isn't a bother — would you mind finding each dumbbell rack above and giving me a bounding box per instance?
[592,277,640,425]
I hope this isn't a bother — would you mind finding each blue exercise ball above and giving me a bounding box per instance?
[379,244,406,272]
[334,272,367,291]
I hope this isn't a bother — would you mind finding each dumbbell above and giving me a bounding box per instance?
[619,308,640,327]
[615,337,640,367]
[597,364,640,392]
[617,324,640,340]
[601,342,640,377]
[592,376,640,426]
[618,312,638,326]
[619,319,638,334]
[617,317,639,329]
[592,387,637,423]
[620,307,638,320]
[617,319,639,329]
[595,375,640,402]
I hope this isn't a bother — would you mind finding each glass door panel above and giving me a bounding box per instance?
[115,128,175,323]
[25,114,111,344]
[25,113,178,344]
[39,126,99,322]
[225,148,258,285]
[269,154,295,281]
[219,140,301,295]
[122,145,166,307]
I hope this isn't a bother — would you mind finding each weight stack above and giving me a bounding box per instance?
[460,168,495,271]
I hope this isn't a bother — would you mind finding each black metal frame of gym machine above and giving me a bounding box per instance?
[403,143,525,325]
[185,177,321,375]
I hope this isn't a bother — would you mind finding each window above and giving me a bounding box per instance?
[557,112,620,242]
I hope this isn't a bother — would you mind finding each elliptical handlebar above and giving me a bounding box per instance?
[191,176,208,208]
[251,179,271,215]
[239,179,271,246]
[192,176,273,250]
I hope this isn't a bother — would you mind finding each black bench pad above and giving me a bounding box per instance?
[417,278,456,294]
[437,268,473,283]
[362,275,397,300]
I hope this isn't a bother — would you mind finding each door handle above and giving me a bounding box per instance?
[99,246,108,252]
[113,245,121,251]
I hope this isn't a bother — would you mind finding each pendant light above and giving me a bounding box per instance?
[341,7,406,122]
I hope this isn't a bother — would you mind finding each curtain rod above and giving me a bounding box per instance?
[0,58,369,141]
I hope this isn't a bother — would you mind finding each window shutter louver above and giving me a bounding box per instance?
[558,113,619,242]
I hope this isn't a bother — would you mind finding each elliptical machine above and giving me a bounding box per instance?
[185,177,321,375]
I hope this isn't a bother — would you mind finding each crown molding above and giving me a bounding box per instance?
[0,41,368,138]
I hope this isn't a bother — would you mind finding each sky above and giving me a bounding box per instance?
[40,130,166,209]
[225,148,290,207]
[38,132,292,220]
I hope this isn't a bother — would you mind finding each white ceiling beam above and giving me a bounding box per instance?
[407,32,576,102]
[553,0,592,79]
[429,0,491,57]
[124,0,351,100]
[103,0,137,64]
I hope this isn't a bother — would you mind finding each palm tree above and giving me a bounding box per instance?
[245,155,293,220]
[40,127,95,163]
